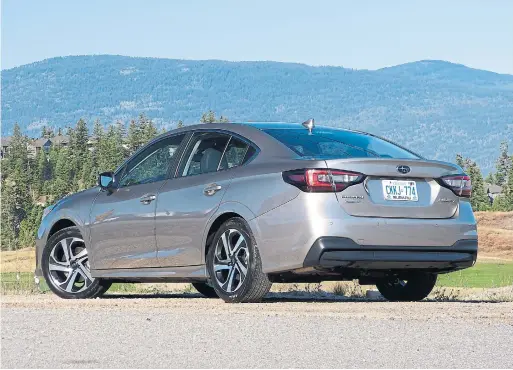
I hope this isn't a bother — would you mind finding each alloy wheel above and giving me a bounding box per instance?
[213,229,249,293]
[48,237,94,293]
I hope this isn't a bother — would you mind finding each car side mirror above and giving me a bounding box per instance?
[98,171,114,192]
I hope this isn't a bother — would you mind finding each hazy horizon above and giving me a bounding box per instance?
[3,54,513,76]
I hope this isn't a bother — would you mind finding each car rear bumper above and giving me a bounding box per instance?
[303,237,477,272]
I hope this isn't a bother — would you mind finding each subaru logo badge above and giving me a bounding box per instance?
[397,165,410,174]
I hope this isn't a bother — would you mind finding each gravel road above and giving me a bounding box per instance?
[2,293,513,368]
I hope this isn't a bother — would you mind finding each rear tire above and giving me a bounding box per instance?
[42,226,111,299]
[376,272,437,301]
[206,217,272,303]
[192,282,218,298]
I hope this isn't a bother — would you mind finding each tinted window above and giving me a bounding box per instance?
[219,137,251,170]
[119,134,185,187]
[180,132,230,176]
[264,129,420,159]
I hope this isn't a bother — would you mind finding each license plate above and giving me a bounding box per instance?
[382,180,418,201]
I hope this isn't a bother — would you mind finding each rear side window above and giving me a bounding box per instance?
[180,132,231,177]
[219,137,252,170]
[263,129,420,159]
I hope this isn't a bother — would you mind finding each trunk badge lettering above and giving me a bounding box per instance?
[340,195,364,203]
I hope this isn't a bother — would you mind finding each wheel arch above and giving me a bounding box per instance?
[48,218,77,239]
[202,202,256,262]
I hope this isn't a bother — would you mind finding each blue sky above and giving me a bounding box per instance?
[2,0,513,73]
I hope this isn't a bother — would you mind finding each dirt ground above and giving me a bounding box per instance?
[475,211,513,259]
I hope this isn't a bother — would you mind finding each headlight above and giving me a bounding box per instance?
[42,205,55,219]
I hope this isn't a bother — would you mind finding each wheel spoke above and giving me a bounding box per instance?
[235,256,247,278]
[76,263,93,287]
[60,239,71,264]
[49,263,71,273]
[74,248,88,261]
[223,267,236,293]
[232,234,245,254]
[220,232,231,258]
[49,253,69,267]
[60,270,79,292]
[214,264,231,272]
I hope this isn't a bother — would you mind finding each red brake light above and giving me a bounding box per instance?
[283,169,364,192]
[440,175,472,198]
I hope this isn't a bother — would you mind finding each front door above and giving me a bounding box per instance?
[89,133,186,270]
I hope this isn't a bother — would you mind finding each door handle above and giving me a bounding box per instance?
[140,194,156,204]
[203,183,222,196]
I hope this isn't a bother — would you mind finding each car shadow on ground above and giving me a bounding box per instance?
[101,291,503,303]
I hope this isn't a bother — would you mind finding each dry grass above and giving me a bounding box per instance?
[0,247,36,273]
[475,211,513,259]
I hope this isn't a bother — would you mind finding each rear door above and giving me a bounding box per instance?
[156,131,255,267]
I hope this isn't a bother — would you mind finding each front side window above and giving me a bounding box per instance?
[180,132,231,177]
[119,134,185,187]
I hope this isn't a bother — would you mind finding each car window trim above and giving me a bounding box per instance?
[216,136,232,171]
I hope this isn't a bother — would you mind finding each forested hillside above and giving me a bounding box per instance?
[2,55,513,173]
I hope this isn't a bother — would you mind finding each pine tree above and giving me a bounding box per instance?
[200,110,217,123]
[52,147,73,199]
[127,119,142,154]
[69,119,89,188]
[218,115,229,123]
[139,114,158,144]
[455,154,465,169]
[177,120,184,129]
[504,159,513,210]
[0,124,32,249]
[484,172,495,185]
[495,141,511,186]
[465,159,488,211]
[35,149,52,195]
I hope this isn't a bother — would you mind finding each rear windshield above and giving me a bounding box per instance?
[263,129,421,159]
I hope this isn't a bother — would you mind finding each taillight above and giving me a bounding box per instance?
[440,175,472,198]
[283,169,365,192]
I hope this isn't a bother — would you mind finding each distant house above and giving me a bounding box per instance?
[52,135,70,147]
[1,135,70,159]
[28,138,53,158]
[485,183,503,197]
[1,136,12,158]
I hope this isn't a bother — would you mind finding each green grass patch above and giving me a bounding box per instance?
[437,262,513,288]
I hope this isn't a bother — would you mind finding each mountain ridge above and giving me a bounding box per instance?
[2,55,513,173]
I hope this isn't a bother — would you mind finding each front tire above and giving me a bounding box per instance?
[376,272,437,301]
[206,218,272,303]
[42,226,111,299]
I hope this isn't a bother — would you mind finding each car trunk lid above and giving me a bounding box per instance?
[324,158,461,219]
